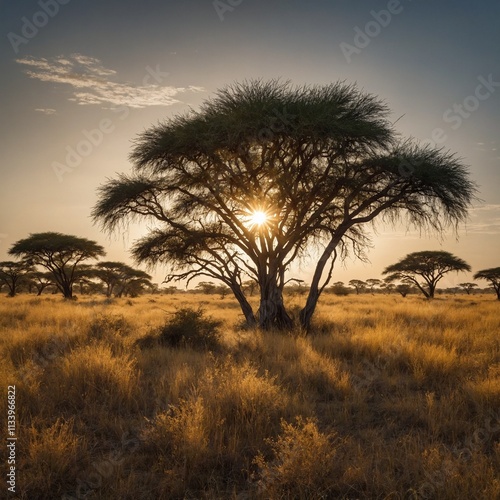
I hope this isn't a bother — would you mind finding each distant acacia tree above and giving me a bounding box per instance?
[26,271,55,296]
[458,282,478,295]
[381,282,396,294]
[473,268,500,300]
[330,281,350,296]
[395,283,412,297]
[9,232,105,299]
[93,80,476,330]
[366,278,382,293]
[349,279,366,295]
[242,279,257,297]
[93,261,151,297]
[195,281,217,294]
[383,251,471,298]
[0,261,33,297]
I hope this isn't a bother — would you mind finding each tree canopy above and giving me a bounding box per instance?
[473,267,500,299]
[9,232,105,299]
[0,260,33,297]
[348,279,366,294]
[93,261,152,297]
[93,79,476,329]
[458,282,478,295]
[383,250,471,298]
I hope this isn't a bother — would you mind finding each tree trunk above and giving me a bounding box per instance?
[299,288,319,332]
[299,235,341,331]
[231,284,257,327]
[258,279,293,330]
[61,281,73,299]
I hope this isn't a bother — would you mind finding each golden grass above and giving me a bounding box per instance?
[0,293,499,499]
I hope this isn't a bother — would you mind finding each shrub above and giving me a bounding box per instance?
[158,307,222,350]
[21,418,87,498]
[254,417,341,498]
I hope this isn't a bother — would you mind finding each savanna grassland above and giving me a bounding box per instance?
[0,293,499,499]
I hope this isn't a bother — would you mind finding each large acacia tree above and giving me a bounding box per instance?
[9,232,105,299]
[92,80,476,330]
[383,251,471,298]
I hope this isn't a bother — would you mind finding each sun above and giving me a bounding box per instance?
[249,210,268,227]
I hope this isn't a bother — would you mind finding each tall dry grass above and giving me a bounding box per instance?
[0,293,498,499]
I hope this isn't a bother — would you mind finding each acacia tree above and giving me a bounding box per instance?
[473,268,500,300]
[396,283,411,297]
[458,282,478,295]
[366,278,382,293]
[92,80,476,330]
[26,271,55,296]
[383,251,471,298]
[0,261,33,297]
[349,279,366,295]
[93,261,152,297]
[9,232,105,299]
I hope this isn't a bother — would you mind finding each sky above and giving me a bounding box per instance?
[0,0,499,289]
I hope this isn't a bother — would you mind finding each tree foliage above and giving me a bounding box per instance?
[25,270,55,296]
[383,251,471,298]
[9,232,105,299]
[458,282,478,295]
[473,268,500,300]
[348,279,366,294]
[0,261,33,297]
[92,80,476,329]
[93,261,152,297]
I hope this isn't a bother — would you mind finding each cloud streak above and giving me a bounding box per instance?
[35,108,56,115]
[467,204,500,234]
[17,54,203,108]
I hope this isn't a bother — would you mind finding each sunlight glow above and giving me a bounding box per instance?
[250,211,268,226]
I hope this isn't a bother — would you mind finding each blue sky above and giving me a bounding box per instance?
[1,0,499,287]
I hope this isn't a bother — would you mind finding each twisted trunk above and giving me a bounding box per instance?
[258,278,293,330]
[300,235,341,331]
[230,283,257,327]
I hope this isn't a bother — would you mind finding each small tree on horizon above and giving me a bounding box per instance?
[383,251,471,299]
[349,279,366,295]
[26,270,56,296]
[458,282,478,295]
[93,261,151,297]
[473,268,500,300]
[366,278,382,293]
[9,232,105,299]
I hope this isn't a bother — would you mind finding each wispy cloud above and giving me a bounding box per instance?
[467,204,500,234]
[35,108,56,115]
[17,54,203,109]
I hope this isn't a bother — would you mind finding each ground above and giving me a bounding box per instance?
[0,293,499,499]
